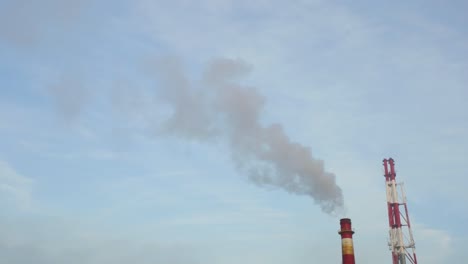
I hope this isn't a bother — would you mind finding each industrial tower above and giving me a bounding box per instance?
[383,158,418,264]
[338,218,356,264]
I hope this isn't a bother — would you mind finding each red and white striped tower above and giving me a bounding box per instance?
[338,218,356,264]
[383,158,418,264]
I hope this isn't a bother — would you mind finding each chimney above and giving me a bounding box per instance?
[339,218,356,264]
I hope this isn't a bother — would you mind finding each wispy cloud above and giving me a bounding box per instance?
[0,218,203,264]
[1,0,467,263]
[0,160,33,209]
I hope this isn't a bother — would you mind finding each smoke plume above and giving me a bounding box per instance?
[48,74,89,121]
[149,57,344,215]
[0,0,91,47]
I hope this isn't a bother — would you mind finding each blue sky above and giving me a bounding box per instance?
[1,0,467,263]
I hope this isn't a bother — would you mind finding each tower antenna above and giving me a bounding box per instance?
[383,158,418,264]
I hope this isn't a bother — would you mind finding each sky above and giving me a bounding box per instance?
[0,0,467,263]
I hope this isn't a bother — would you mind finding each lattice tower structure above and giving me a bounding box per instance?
[383,158,418,264]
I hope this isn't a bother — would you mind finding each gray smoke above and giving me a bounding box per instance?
[149,57,344,215]
[48,74,89,121]
[0,0,90,47]
[45,55,344,215]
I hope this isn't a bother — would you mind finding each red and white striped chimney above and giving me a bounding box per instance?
[339,218,356,264]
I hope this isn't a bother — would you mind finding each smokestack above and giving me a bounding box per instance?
[339,218,356,264]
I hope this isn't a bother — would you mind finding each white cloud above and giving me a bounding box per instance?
[0,221,203,264]
[1,0,466,263]
[0,160,33,209]
[408,224,453,264]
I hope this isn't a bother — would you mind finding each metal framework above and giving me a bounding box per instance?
[383,158,418,264]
